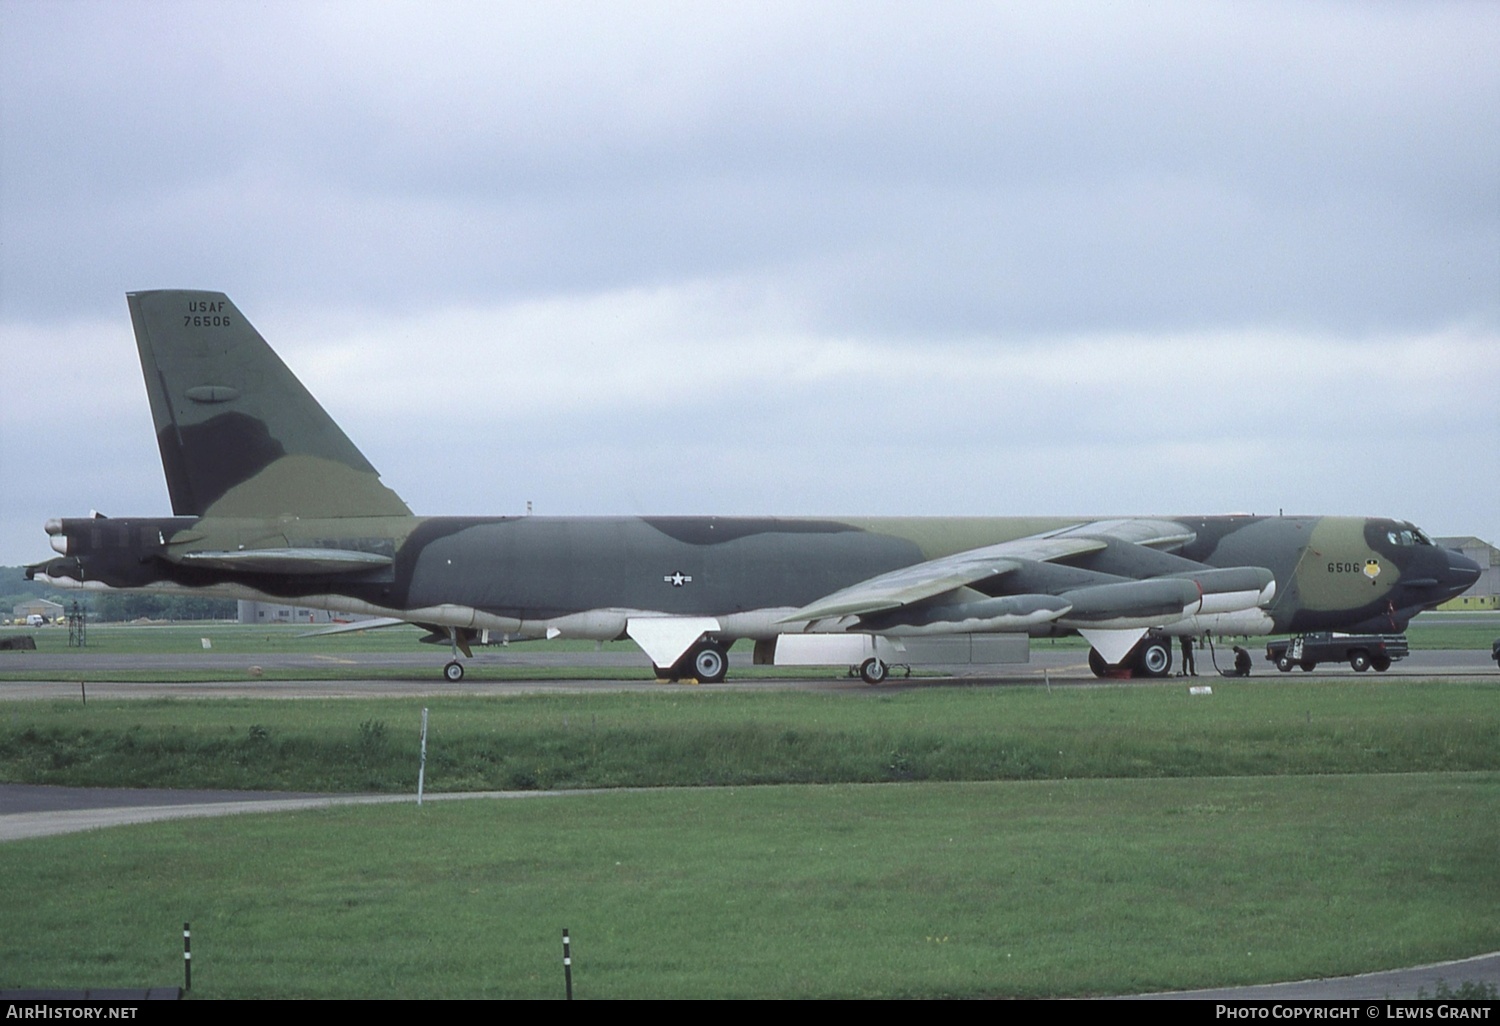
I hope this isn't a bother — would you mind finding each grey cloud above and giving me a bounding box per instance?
[5,1,1496,327]
[2,1,1497,562]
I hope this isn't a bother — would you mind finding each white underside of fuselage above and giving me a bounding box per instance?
[32,573,804,643]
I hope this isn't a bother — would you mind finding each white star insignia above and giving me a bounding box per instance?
[664,571,692,587]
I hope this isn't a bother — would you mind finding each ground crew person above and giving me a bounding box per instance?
[1232,646,1252,677]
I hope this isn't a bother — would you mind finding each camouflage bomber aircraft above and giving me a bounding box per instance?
[28,291,1481,683]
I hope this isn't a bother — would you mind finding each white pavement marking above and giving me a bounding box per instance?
[0,789,613,842]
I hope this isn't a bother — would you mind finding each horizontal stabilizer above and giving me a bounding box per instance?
[299,616,409,637]
[172,548,394,575]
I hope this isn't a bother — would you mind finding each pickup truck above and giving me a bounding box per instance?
[1264,632,1409,673]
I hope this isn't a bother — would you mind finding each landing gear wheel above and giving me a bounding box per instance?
[1088,648,1111,678]
[686,641,728,684]
[859,657,889,685]
[1135,637,1173,678]
[1372,655,1391,672]
[1349,651,1371,673]
[443,660,465,682]
[1276,656,1293,672]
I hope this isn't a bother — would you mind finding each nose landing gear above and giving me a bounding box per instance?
[439,625,474,682]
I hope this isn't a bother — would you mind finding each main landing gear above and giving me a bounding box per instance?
[1087,635,1173,679]
[655,639,729,684]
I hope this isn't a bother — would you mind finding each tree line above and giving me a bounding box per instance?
[1,566,236,622]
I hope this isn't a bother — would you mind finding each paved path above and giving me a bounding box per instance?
[0,783,604,842]
[1131,951,1500,1000]
[0,647,1493,700]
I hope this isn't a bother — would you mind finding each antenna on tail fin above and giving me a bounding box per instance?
[127,290,411,518]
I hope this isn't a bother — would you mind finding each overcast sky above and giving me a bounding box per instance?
[2,0,1497,567]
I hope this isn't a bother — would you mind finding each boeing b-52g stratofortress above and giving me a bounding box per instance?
[29,291,1481,683]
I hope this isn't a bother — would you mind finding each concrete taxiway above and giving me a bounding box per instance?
[0,646,1493,701]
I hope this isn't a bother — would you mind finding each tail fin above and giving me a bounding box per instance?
[127,290,411,518]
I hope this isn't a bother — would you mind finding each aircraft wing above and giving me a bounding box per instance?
[784,518,1197,622]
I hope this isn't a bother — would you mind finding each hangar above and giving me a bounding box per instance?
[11,598,62,622]
[1436,537,1499,609]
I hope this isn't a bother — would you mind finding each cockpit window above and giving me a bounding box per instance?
[1387,529,1423,546]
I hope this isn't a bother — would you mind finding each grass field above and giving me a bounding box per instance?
[2,773,1497,998]
[3,630,1498,998]
[2,680,1498,792]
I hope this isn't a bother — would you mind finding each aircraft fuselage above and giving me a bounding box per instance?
[34,511,1477,642]
[27,290,1483,680]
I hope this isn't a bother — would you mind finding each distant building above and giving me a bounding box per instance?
[237,601,375,625]
[1436,537,1499,610]
[12,598,64,621]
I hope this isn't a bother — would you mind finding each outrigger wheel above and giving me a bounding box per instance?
[443,660,465,682]
[859,657,889,685]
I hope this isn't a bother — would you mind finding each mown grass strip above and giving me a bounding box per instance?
[3,680,1497,793]
[2,773,1496,998]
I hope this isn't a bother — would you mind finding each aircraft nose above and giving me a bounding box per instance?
[1441,547,1482,597]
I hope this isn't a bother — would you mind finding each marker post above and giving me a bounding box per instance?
[417,707,429,805]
